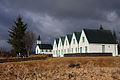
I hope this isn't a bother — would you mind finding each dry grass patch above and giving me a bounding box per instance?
[0,56,120,80]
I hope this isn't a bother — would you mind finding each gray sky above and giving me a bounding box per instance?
[0,0,120,49]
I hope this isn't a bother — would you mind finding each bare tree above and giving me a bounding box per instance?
[0,46,9,57]
[24,30,35,57]
[0,47,6,57]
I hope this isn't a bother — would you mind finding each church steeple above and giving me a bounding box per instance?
[38,35,41,40]
[37,35,41,44]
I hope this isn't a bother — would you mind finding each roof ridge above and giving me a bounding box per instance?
[74,32,81,33]
[84,28,111,31]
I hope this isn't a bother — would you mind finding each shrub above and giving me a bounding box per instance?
[68,64,80,68]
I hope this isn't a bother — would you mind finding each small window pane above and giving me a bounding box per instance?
[85,46,87,53]
[82,37,85,42]
[102,45,105,53]
[76,48,77,53]
[80,47,82,53]
[67,49,69,53]
[61,50,63,55]
[64,49,66,53]
[72,48,73,53]
[73,39,75,44]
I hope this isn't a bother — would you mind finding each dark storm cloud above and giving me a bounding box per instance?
[0,0,120,49]
[5,0,120,19]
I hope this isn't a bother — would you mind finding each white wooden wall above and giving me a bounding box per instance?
[71,33,79,53]
[79,30,89,53]
[64,36,71,54]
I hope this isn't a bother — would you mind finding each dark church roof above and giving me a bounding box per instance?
[37,44,53,49]
[84,29,117,44]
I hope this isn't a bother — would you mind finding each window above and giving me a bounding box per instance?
[73,39,75,44]
[66,41,67,45]
[56,50,57,55]
[44,50,46,52]
[59,50,60,53]
[61,50,63,55]
[78,48,79,53]
[80,47,82,53]
[72,48,73,53]
[76,48,77,53]
[64,49,66,53]
[82,37,85,42]
[85,46,87,53]
[67,49,69,53]
[102,45,105,53]
[46,49,48,52]
[58,50,60,57]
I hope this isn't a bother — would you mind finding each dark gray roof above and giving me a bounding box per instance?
[61,36,65,45]
[38,44,53,49]
[84,29,117,44]
[67,34,72,44]
[74,32,81,43]
[55,38,59,47]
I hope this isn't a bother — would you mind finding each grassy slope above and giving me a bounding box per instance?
[0,56,120,80]
[3,56,118,67]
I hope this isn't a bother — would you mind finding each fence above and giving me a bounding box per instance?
[64,53,112,57]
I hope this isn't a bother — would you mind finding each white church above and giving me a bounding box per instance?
[53,28,118,57]
[36,35,53,54]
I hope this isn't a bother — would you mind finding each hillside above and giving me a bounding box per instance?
[0,56,120,80]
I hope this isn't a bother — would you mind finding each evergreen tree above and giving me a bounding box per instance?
[8,16,27,56]
[99,24,104,30]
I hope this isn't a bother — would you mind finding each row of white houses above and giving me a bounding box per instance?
[53,29,118,57]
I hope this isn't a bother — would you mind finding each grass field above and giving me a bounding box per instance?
[0,56,120,80]
[0,54,52,63]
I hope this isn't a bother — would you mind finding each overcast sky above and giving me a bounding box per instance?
[0,0,120,49]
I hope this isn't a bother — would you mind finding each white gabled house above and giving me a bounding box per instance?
[53,38,59,57]
[64,34,72,54]
[71,32,81,53]
[79,29,118,56]
[57,37,65,57]
[79,30,89,53]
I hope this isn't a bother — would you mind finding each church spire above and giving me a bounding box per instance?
[99,24,104,30]
[37,35,41,40]
[37,35,41,44]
